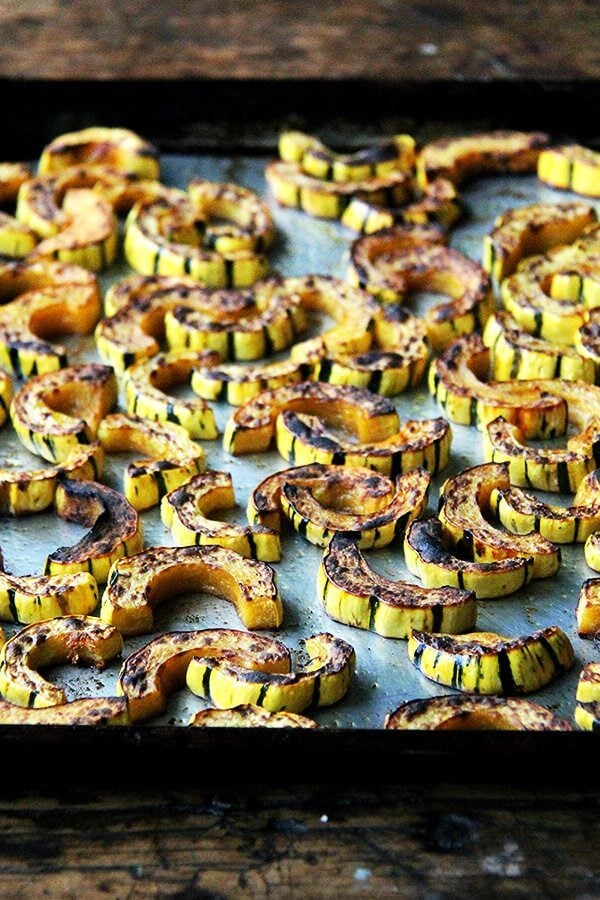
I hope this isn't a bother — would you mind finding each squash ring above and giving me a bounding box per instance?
[101,544,283,636]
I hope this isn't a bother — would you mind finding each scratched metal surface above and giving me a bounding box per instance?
[1,154,599,729]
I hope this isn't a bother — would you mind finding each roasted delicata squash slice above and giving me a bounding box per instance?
[576,309,600,377]
[0,281,102,377]
[0,441,103,516]
[318,533,476,638]
[44,479,143,584]
[0,212,38,258]
[385,694,572,731]
[500,233,600,345]
[164,277,307,361]
[428,335,567,439]
[26,187,118,272]
[416,130,549,188]
[576,579,600,637]
[161,471,280,562]
[189,704,318,728]
[404,517,533,599]
[97,413,206,510]
[482,201,597,282]
[438,463,560,578]
[192,357,310,406]
[483,310,595,383]
[38,126,161,179]
[348,223,446,295]
[0,696,128,725]
[96,272,254,372]
[247,463,340,532]
[0,370,12,427]
[0,161,32,204]
[0,257,98,302]
[279,130,416,183]
[118,629,290,722]
[584,531,600,572]
[223,381,399,455]
[575,662,600,730]
[0,564,98,623]
[186,632,355,713]
[341,178,462,234]
[10,363,117,462]
[538,144,600,198]
[491,468,600,544]
[265,160,413,221]
[408,626,574,695]
[484,415,600,493]
[0,615,123,708]
[122,350,219,439]
[101,544,283,636]
[349,230,492,351]
[276,410,451,476]
[281,466,430,549]
[124,183,272,287]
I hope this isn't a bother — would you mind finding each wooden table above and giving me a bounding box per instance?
[0,2,599,894]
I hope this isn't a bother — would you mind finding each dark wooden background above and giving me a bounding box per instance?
[0,1,599,895]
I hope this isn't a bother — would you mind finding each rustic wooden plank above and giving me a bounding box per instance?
[0,0,597,81]
[0,782,597,896]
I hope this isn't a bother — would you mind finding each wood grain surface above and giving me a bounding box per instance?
[0,779,597,897]
[0,0,597,81]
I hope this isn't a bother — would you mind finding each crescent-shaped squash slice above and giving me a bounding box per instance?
[186,632,355,713]
[247,463,340,532]
[584,532,600,572]
[349,234,492,351]
[164,278,307,361]
[483,415,600,493]
[10,363,117,462]
[0,442,103,516]
[192,358,310,406]
[483,310,595,382]
[45,479,143,584]
[0,615,123,708]
[279,130,415,183]
[0,696,128,725]
[341,178,461,234]
[576,309,600,377]
[408,626,574,695]
[428,334,567,439]
[576,579,600,637]
[0,563,98,624]
[0,371,13,427]
[122,350,219,439]
[404,517,533,599]
[0,258,98,302]
[0,212,38,258]
[118,628,291,722]
[38,127,160,178]
[416,130,549,188]
[575,662,600,730]
[491,468,600,544]
[0,281,102,377]
[124,187,271,288]
[482,201,597,282]
[318,533,476,638]
[500,233,600,345]
[265,160,413,220]
[538,144,600,198]
[347,222,447,296]
[385,694,572,731]
[27,188,118,272]
[438,462,560,578]
[276,410,451,476]
[223,381,399,455]
[101,544,283,636]
[161,471,280,562]
[189,705,318,728]
[97,413,205,510]
[281,467,430,549]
